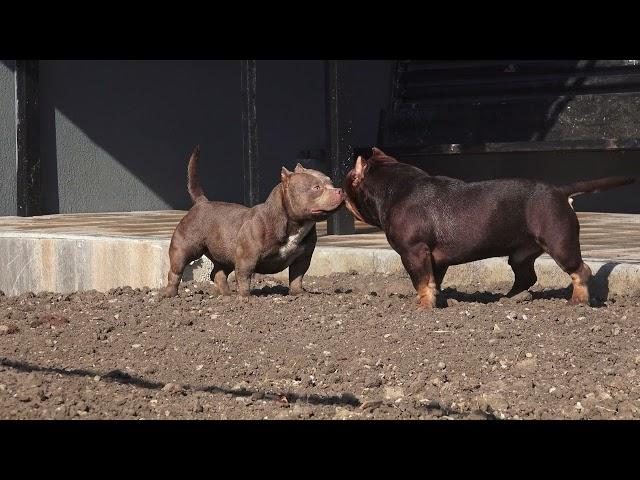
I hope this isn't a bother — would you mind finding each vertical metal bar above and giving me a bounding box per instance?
[15,60,41,217]
[326,60,355,235]
[240,60,259,207]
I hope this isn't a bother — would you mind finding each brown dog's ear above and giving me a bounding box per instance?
[371,147,397,163]
[281,166,293,183]
[352,156,366,187]
[294,163,306,173]
[371,147,387,158]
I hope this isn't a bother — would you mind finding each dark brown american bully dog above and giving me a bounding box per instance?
[344,147,636,308]
[163,146,345,298]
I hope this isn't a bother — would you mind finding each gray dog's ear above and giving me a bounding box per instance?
[281,166,293,183]
[294,163,306,173]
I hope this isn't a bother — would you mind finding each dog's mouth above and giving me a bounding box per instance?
[311,207,339,215]
[311,199,344,216]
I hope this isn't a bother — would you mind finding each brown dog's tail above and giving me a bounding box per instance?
[559,176,636,197]
[187,145,208,204]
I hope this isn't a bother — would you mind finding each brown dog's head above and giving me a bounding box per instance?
[344,147,398,225]
[280,164,345,222]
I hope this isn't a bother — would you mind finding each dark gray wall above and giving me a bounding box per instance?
[36,60,392,211]
[1,60,637,215]
[0,60,16,215]
[39,60,243,213]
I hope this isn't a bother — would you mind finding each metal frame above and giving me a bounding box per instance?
[15,60,40,217]
[241,60,260,207]
[325,60,355,235]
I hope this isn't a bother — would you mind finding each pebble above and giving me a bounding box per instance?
[383,386,404,401]
[360,400,383,411]
[437,361,446,370]
[161,382,184,393]
[364,375,382,388]
[510,291,532,303]
[0,324,19,335]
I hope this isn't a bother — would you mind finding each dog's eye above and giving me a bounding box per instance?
[312,185,321,191]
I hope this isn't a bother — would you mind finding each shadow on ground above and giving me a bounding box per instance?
[0,356,360,408]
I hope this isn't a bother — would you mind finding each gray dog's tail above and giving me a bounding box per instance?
[559,176,636,197]
[187,145,207,204]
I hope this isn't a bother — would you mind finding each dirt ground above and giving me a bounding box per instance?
[1,272,639,420]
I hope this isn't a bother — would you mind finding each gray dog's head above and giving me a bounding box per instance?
[280,164,345,222]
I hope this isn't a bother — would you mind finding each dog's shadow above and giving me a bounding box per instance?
[439,282,610,308]
[439,288,504,305]
[250,285,290,297]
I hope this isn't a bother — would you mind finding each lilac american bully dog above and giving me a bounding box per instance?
[344,147,636,308]
[163,147,345,298]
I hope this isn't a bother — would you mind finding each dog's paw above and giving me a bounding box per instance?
[161,288,178,299]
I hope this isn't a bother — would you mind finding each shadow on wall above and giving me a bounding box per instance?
[11,60,393,213]
[37,60,243,214]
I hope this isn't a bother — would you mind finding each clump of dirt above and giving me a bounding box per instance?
[1,273,639,420]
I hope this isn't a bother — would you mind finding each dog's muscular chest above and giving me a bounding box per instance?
[278,221,314,258]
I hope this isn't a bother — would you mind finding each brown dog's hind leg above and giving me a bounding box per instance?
[210,264,233,296]
[539,213,592,304]
[163,233,205,298]
[507,246,543,297]
[434,264,448,291]
[163,251,194,298]
[399,243,438,309]
[568,262,592,305]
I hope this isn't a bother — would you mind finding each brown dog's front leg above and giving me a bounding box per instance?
[289,253,312,296]
[289,228,316,296]
[399,243,438,309]
[235,260,256,297]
